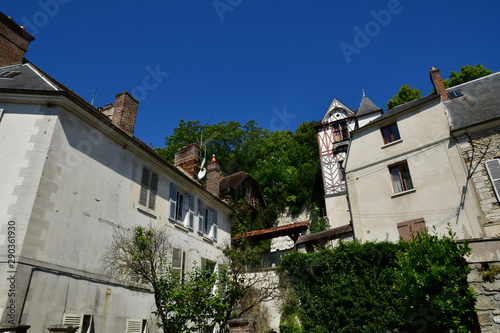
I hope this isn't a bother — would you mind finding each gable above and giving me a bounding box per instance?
[321,98,355,124]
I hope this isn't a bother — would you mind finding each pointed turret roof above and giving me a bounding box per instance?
[356,90,383,118]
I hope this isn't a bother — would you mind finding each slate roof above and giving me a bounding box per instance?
[356,94,382,118]
[0,62,58,90]
[444,72,500,131]
[219,171,249,191]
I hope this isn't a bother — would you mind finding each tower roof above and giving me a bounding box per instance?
[356,92,383,118]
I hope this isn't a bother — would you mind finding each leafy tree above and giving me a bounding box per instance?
[102,224,239,333]
[445,63,492,88]
[394,226,477,332]
[386,84,422,110]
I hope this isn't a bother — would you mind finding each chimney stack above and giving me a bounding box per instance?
[430,67,450,102]
[174,142,200,179]
[100,92,139,136]
[0,12,35,67]
[206,155,220,197]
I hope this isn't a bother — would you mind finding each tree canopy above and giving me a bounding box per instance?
[386,84,422,110]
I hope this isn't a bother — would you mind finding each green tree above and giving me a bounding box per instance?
[445,63,492,88]
[102,225,239,333]
[394,226,477,332]
[386,84,422,110]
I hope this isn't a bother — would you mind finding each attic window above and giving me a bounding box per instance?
[0,71,21,79]
[448,90,463,99]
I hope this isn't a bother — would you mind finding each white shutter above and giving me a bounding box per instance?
[126,318,146,333]
[198,199,205,233]
[188,195,195,230]
[212,210,218,241]
[148,172,158,210]
[62,313,83,331]
[486,159,500,202]
[169,182,178,220]
[0,109,4,122]
[139,168,150,206]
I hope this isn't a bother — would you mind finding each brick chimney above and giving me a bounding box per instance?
[0,12,35,67]
[174,142,200,179]
[100,92,139,136]
[430,67,450,102]
[206,155,220,196]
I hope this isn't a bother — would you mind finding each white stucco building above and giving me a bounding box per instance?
[0,12,232,333]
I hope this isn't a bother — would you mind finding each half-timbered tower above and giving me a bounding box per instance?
[315,94,382,229]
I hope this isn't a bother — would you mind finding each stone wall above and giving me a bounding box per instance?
[468,263,500,332]
[455,126,500,236]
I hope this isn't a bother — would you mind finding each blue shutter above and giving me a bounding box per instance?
[188,195,194,230]
[212,209,218,241]
[198,199,204,233]
[169,182,177,221]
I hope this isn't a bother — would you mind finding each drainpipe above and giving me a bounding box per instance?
[342,137,356,241]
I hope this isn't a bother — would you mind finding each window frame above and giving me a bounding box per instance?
[389,161,414,194]
[169,182,194,230]
[380,122,401,145]
[139,167,158,212]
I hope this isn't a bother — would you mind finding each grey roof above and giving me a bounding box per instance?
[0,62,58,91]
[444,72,500,131]
[356,94,382,118]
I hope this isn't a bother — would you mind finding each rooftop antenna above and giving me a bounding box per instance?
[91,88,98,106]
[197,118,218,180]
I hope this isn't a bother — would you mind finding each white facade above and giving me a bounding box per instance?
[345,97,484,242]
[0,93,232,332]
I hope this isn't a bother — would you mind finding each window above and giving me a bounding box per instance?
[398,218,425,241]
[198,200,218,241]
[389,162,413,194]
[62,313,93,333]
[169,182,194,229]
[381,123,401,144]
[338,160,345,181]
[126,318,147,333]
[448,90,463,99]
[485,159,500,202]
[332,122,349,142]
[201,258,216,275]
[172,247,186,282]
[139,167,158,210]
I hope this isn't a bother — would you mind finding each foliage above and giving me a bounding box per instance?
[478,264,500,283]
[444,63,492,89]
[278,227,477,333]
[309,207,328,234]
[157,119,324,226]
[278,241,403,333]
[394,226,477,333]
[155,265,237,333]
[386,84,422,110]
[102,225,239,333]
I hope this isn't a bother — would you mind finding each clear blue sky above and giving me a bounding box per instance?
[3,1,499,149]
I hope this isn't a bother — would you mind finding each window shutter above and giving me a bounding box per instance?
[148,172,158,210]
[212,210,218,241]
[0,109,4,122]
[198,199,205,233]
[126,318,145,333]
[169,182,177,220]
[63,313,83,332]
[485,159,500,202]
[188,195,195,230]
[139,168,150,206]
[172,248,184,280]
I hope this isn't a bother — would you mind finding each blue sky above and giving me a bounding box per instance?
[2,1,499,148]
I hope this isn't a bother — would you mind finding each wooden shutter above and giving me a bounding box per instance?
[212,210,218,241]
[188,195,195,230]
[140,167,150,206]
[485,159,500,202]
[169,182,177,220]
[148,172,158,210]
[198,199,205,233]
[398,218,425,241]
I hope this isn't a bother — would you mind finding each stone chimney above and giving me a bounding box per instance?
[430,67,450,102]
[100,92,139,136]
[0,12,35,67]
[206,155,220,196]
[174,142,200,179]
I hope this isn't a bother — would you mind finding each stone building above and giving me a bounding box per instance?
[0,12,232,333]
